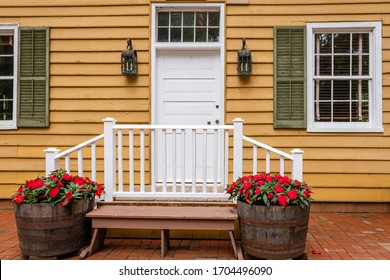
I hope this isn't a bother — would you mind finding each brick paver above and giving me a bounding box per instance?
[1,201,390,260]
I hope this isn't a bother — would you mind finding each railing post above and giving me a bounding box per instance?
[44,148,60,176]
[103,117,117,202]
[233,118,244,181]
[291,148,304,182]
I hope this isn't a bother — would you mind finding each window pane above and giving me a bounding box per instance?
[334,33,350,53]
[183,12,194,26]
[0,56,13,76]
[208,12,219,26]
[317,80,331,100]
[196,28,206,42]
[208,28,219,42]
[352,33,369,53]
[158,12,169,26]
[316,101,331,121]
[333,102,350,122]
[333,80,350,100]
[352,101,369,122]
[158,28,169,42]
[351,80,369,100]
[334,55,350,75]
[317,55,332,75]
[196,12,207,27]
[352,55,369,76]
[0,80,13,120]
[183,28,194,42]
[0,35,13,55]
[170,28,181,42]
[315,33,332,54]
[171,12,182,26]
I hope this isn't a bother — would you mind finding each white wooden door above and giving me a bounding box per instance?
[155,50,223,185]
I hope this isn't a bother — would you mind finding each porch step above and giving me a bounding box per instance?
[99,197,236,207]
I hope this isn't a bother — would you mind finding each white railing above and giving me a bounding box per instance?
[45,117,303,202]
[243,136,304,182]
[44,134,104,181]
[102,118,244,201]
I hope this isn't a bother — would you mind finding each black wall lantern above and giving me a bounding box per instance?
[237,38,252,76]
[121,39,137,76]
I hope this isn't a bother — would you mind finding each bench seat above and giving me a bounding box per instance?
[80,205,239,259]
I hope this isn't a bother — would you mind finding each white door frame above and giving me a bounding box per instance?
[151,3,225,125]
[150,3,225,185]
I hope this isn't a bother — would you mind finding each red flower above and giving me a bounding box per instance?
[61,200,67,206]
[287,190,297,200]
[255,187,261,195]
[294,180,301,186]
[267,193,273,200]
[275,184,283,193]
[62,174,73,181]
[12,195,24,204]
[95,185,104,197]
[277,195,288,206]
[65,192,73,201]
[57,181,64,188]
[73,177,85,186]
[49,187,60,198]
[304,189,312,198]
[243,182,251,190]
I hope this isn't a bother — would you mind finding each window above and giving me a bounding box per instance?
[307,22,383,132]
[157,10,220,43]
[0,25,17,128]
[0,25,49,129]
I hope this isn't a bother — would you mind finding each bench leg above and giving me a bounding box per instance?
[80,228,107,259]
[161,229,170,258]
[229,230,238,259]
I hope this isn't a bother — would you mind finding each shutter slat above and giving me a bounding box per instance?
[274,27,306,128]
[18,27,49,127]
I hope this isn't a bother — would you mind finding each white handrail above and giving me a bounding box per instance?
[243,135,293,160]
[55,134,104,159]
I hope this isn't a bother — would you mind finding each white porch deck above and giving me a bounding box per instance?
[45,118,303,202]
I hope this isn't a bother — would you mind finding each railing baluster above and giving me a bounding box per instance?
[192,129,196,193]
[181,129,185,193]
[140,129,145,193]
[91,143,96,181]
[118,129,123,192]
[78,149,83,177]
[223,129,229,188]
[129,129,134,193]
[202,129,207,193]
[65,155,70,174]
[280,156,285,176]
[252,145,257,175]
[266,150,271,174]
[213,129,218,192]
[172,129,177,193]
[151,129,156,193]
[162,129,167,193]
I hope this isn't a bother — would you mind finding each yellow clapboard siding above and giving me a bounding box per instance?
[50,76,149,87]
[51,87,150,99]
[50,64,149,76]
[227,87,273,100]
[0,6,148,17]
[227,50,273,63]
[51,39,150,52]
[227,3,390,15]
[227,63,273,76]
[312,187,390,203]
[50,99,149,112]
[51,51,149,64]
[50,111,150,123]
[227,39,273,51]
[227,100,273,112]
[51,27,149,39]
[0,0,146,6]
[304,173,390,188]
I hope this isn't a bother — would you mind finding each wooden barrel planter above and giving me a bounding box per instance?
[237,199,310,260]
[14,198,94,259]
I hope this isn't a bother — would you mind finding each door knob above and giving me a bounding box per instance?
[215,120,219,124]
[207,121,211,125]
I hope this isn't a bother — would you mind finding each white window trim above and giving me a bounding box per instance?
[306,21,383,133]
[0,23,18,130]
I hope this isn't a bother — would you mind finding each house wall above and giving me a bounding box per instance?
[0,0,389,203]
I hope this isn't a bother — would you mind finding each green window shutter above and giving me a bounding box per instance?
[18,27,49,127]
[273,27,306,128]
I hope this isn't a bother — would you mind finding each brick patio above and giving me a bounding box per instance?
[1,200,390,260]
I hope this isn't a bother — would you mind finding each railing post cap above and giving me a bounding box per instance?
[44,148,60,153]
[291,148,304,154]
[233,118,244,123]
[103,117,117,122]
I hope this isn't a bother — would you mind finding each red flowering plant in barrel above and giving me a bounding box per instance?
[11,169,104,207]
[225,173,313,208]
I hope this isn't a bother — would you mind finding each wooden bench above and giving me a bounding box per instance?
[80,205,239,259]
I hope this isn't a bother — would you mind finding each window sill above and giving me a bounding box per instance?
[307,126,384,133]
